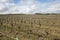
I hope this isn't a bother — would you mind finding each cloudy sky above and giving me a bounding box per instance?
[0,0,60,14]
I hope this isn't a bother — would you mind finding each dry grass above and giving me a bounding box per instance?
[0,14,60,40]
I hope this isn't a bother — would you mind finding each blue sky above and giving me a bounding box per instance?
[0,0,60,14]
[12,0,20,4]
[37,0,54,3]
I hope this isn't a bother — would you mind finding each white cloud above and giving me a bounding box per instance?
[6,0,37,14]
[45,1,60,13]
[8,5,36,14]
[0,0,60,14]
[0,0,8,2]
[34,1,60,13]
[0,3,5,11]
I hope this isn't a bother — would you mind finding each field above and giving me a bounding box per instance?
[0,14,60,40]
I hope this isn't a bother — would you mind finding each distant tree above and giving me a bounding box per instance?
[35,13,43,15]
[45,13,50,15]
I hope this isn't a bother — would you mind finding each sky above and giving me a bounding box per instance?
[0,0,60,14]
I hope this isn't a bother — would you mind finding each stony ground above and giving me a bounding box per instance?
[0,14,60,40]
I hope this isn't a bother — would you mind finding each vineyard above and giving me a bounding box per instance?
[0,14,60,40]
